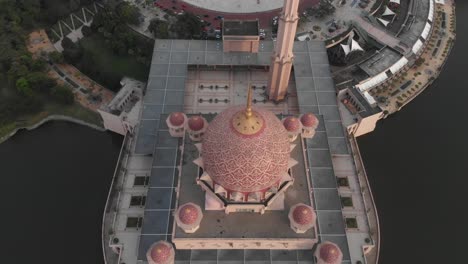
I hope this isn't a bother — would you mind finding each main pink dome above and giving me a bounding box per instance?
[202,106,290,193]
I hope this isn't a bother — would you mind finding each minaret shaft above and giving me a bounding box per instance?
[267,0,300,101]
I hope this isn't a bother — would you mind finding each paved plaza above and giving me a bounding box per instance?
[183,0,284,13]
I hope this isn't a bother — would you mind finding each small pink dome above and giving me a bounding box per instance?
[283,117,301,132]
[319,243,341,263]
[301,113,319,128]
[292,205,314,225]
[149,242,173,263]
[179,204,199,225]
[188,116,204,131]
[169,112,185,127]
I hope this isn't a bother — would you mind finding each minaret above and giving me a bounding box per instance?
[267,0,300,101]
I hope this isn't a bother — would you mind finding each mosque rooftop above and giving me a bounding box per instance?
[135,39,337,155]
[128,39,370,264]
[137,113,352,262]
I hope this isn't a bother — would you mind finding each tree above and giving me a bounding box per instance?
[171,13,202,39]
[48,51,64,64]
[16,77,33,97]
[26,72,56,92]
[7,60,28,81]
[81,25,93,37]
[61,36,75,50]
[50,85,74,104]
[314,0,336,18]
[62,37,83,64]
[148,19,169,38]
[30,58,47,71]
[116,2,142,26]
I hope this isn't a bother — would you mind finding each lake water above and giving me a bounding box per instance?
[358,2,467,263]
[0,122,122,263]
[0,3,467,263]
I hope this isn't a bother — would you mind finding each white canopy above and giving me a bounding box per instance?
[428,0,434,22]
[412,39,424,54]
[363,91,377,106]
[356,72,388,92]
[351,39,364,52]
[382,6,396,16]
[389,0,400,4]
[421,22,432,40]
[377,18,390,27]
[389,57,409,74]
[341,44,351,55]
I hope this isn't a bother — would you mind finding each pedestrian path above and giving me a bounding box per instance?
[355,16,410,55]
[183,0,283,13]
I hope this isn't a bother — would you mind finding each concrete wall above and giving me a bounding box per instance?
[348,112,383,137]
[98,110,127,135]
[173,237,316,250]
[223,37,260,53]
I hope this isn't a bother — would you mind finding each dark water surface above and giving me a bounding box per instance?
[0,122,122,263]
[358,2,467,263]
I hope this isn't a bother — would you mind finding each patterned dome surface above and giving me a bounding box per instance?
[292,205,314,225]
[178,204,199,225]
[188,116,204,131]
[169,112,185,127]
[301,113,319,128]
[319,242,342,263]
[202,106,290,193]
[149,242,173,263]
[283,117,301,132]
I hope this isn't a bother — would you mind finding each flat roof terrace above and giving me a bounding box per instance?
[135,40,335,155]
[137,114,352,262]
[174,129,316,241]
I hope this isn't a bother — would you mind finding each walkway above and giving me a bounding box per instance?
[182,0,284,13]
[354,16,410,55]
[153,0,318,28]
[48,64,114,111]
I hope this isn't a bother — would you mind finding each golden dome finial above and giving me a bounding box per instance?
[245,86,253,119]
[231,86,264,136]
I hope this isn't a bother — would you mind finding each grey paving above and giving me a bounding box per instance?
[314,189,342,210]
[328,137,350,155]
[310,168,336,189]
[305,131,329,149]
[316,211,346,235]
[149,167,176,187]
[324,121,345,138]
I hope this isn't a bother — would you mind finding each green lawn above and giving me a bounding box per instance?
[79,34,150,82]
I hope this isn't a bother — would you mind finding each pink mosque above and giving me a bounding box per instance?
[147,86,343,263]
[142,0,346,263]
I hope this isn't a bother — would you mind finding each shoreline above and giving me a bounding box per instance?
[0,114,105,144]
